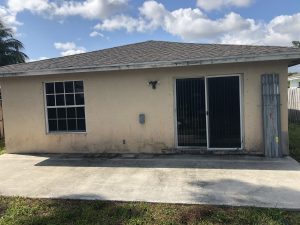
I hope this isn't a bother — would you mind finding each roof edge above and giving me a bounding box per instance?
[1,52,300,77]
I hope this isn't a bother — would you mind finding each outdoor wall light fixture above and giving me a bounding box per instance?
[148,80,159,89]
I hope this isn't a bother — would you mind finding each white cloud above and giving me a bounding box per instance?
[54,42,86,56]
[28,56,49,62]
[94,1,171,33]
[95,1,256,40]
[138,0,166,30]
[265,13,300,45]
[95,15,149,32]
[5,0,128,20]
[89,31,104,37]
[94,0,300,46]
[60,49,86,56]
[221,13,300,46]
[0,6,21,31]
[196,0,253,11]
[54,42,77,51]
[164,10,253,40]
[52,0,128,20]
[7,0,51,13]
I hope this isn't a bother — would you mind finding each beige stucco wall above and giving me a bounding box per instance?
[0,61,289,154]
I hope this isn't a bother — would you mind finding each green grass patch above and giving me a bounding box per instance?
[289,123,300,162]
[0,139,5,155]
[0,196,299,225]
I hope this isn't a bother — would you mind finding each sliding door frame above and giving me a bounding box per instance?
[174,76,207,149]
[205,74,244,150]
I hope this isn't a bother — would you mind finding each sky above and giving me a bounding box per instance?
[0,0,300,71]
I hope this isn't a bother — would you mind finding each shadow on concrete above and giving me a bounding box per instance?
[55,193,107,201]
[32,154,300,171]
[188,179,300,209]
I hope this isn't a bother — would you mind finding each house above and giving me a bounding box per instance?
[289,73,300,88]
[0,41,300,157]
[288,73,300,123]
[0,88,3,139]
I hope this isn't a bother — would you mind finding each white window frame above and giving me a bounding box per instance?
[43,80,87,134]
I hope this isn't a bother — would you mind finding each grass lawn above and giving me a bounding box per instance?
[289,123,300,162]
[0,197,299,225]
[0,139,5,155]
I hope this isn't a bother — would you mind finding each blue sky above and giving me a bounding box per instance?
[0,0,300,71]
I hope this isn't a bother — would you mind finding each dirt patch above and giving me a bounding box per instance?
[0,203,7,217]
[179,206,215,224]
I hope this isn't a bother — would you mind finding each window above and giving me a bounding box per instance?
[44,81,86,132]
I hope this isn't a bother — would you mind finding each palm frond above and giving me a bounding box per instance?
[0,19,28,66]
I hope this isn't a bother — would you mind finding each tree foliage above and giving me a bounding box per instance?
[292,41,300,48]
[0,20,28,66]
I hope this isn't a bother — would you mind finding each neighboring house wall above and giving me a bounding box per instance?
[0,61,288,154]
[290,79,300,88]
[288,88,300,123]
[0,100,3,139]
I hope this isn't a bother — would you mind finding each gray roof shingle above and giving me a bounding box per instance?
[1,40,300,76]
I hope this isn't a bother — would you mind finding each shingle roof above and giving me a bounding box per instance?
[1,40,300,76]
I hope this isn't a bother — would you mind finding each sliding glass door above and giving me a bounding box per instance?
[206,76,242,149]
[176,78,207,147]
[176,75,242,149]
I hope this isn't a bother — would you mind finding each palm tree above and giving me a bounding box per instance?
[0,20,28,66]
[292,41,300,48]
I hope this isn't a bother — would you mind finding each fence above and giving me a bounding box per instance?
[288,88,300,124]
[0,99,3,139]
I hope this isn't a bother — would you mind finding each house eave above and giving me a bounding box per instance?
[1,52,300,78]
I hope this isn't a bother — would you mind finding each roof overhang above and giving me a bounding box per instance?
[1,51,300,78]
[288,73,300,80]
[288,77,300,81]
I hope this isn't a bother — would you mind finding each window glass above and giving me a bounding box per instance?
[47,108,57,119]
[66,94,75,105]
[58,119,67,131]
[46,83,54,94]
[76,107,85,118]
[67,107,76,118]
[77,119,86,131]
[55,82,64,93]
[75,81,84,92]
[67,119,77,131]
[57,108,66,119]
[75,93,84,105]
[48,120,57,131]
[56,94,65,106]
[46,95,55,106]
[65,81,74,93]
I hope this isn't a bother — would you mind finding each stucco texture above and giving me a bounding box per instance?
[0,61,289,154]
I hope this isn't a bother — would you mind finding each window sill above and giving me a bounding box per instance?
[46,131,87,135]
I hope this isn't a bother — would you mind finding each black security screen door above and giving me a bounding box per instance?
[207,76,241,148]
[176,78,207,146]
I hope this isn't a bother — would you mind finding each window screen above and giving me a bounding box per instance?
[45,81,86,132]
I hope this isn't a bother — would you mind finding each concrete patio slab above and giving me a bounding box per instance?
[0,154,299,209]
